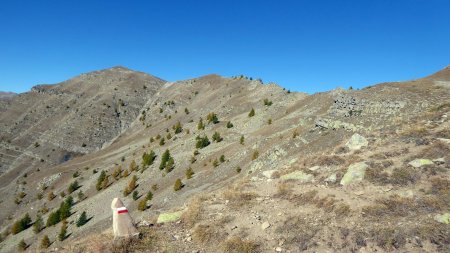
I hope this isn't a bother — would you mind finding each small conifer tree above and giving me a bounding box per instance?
[248,108,255,117]
[174,179,183,191]
[40,235,50,249]
[76,211,88,227]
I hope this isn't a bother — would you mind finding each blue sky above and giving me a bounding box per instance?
[0,0,449,94]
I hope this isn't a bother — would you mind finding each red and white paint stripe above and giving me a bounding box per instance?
[117,207,128,214]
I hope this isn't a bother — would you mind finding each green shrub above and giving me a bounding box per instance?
[165,157,175,173]
[166,132,172,140]
[185,107,190,114]
[174,179,183,191]
[159,137,165,146]
[268,118,272,125]
[72,171,80,178]
[77,190,85,201]
[236,167,242,173]
[213,159,219,167]
[212,131,223,142]
[220,155,225,163]
[196,135,210,149]
[248,108,255,117]
[207,112,219,124]
[240,136,245,145]
[132,190,139,200]
[226,121,234,128]
[173,121,183,134]
[263,98,273,106]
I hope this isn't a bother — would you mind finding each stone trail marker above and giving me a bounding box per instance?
[111,198,139,238]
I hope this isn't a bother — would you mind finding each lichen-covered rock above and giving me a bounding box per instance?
[262,170,279,179]
[346,133,368,150]
[408,159,434,168]
[340,162,368,185]
[325,173,337,183]
[157,211,184,224]
[280,171,314,182]
[434,213,450,224]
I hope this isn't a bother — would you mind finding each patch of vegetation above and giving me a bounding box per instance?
[68,180,80,194]
[221,236,259,253]
[76,211,88,227]
[212,131,223,142]
[248,108,255,117]
[207,112,219,124]
[196,135,210,149]
[186,167,194,179]
[11,213,32,234]
[226,121,234,128]
[58,220,68,241]
[142,150,156,168]
[40,235,50,249]
[263,98,273,106]
[174,179,183,191]
[240,135,245,145]
[123,175,138,197]
[197,117,205,130]
[252,150,259,160]
[173,121,183,134]
[33,214,44,234]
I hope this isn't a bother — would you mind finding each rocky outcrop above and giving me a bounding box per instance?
[346,133,368,150]
[340,162,368,185]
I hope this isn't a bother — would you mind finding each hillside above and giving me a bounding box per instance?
[0,67,449,253]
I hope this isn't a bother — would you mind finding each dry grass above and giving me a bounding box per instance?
[181,196,204,227]
[418,141,450,159]
[222,186,257,207]
[192,222,227,244]
[273,181,294,198]
[220,236,259,253]
[362,194,443,219]
[290,190,350,217]
[275,216,321,251]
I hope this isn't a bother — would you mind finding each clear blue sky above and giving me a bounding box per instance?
[0,0,449,94]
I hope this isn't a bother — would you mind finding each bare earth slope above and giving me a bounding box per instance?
[0,67,449,253]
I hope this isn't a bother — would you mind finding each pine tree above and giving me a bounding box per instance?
[101,176,109,189]
[132,190,139,201]
[159,149,171,170]
[76,211,88,227]
[138,199,147,211]
[248,108,255,117]
[77,190,85,201]
[146,191,153,201]
[68,180,79,193]
[142,150,156,167]
[40,235,50,249]
[96,170,106,191]
[33,214,44,234]
[220,155,225,163]
[165,157,175,173]
[129,159,138,171]
[226,121,234,128]
[197,117,205,130]
[185,167,194,179]
[58,220,67,241]
[159,137,165,146]
[18,239,26,251]
[174,179,183,191]
[240,135,245,145]
[206,112,219,124]
[195,135,210,149]
[184,107,189,114]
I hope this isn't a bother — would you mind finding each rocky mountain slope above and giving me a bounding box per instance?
[0,66,449,253]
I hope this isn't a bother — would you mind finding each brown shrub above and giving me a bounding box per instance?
[365,167,390,185]
[275,216,321,251]
[390,167,420,186]
[223,186,257,207]
[220,236,259,253]
[418,141,450,159]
